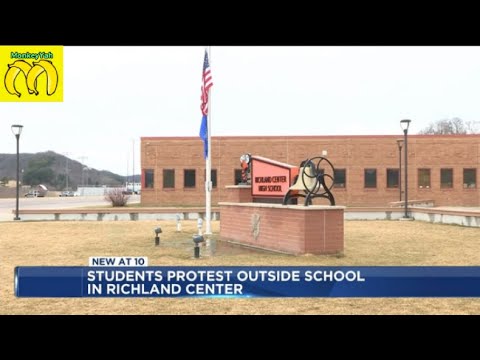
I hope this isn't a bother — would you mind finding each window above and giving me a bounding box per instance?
[211,169,217,188]
[204,169,217,188]
[163,169,175,188]
[463,168,476,188]
[184,169,196,188]
[418,169,431,188]
[333,169,346,188]
[386,169,399,188]
[234,169,243,185]
[364,169,376,188]
[440,168,453,188]
[144,169,154,189]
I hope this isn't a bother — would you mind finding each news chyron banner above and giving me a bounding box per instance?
[14,259,480,298]
[0,46,63,102]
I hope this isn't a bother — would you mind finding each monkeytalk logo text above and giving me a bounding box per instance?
[0,46,63,102]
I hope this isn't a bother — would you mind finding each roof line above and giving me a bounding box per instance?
[141,134,480,141]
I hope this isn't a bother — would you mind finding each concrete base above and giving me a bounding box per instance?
[11,206,480,228]
[13,208,220,222]
[219,202,345,255]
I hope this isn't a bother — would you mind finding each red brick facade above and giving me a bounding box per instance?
[219,203,344,255]
[141,135,480,207]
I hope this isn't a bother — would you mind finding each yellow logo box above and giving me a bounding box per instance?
[0,46,63,102]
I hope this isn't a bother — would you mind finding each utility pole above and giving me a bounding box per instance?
[126,155,129,189]
[78,156,88,187]
[64,152,70,190]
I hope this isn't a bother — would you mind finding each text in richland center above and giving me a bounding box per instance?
[86,268,365,296]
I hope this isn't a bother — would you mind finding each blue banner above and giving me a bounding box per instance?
[14,266,480,298]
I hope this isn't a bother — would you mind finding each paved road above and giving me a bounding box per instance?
[0,195,140,221]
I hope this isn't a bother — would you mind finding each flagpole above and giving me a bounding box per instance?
[205,45,212,235]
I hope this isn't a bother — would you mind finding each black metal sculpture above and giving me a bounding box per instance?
[282,156,336,206]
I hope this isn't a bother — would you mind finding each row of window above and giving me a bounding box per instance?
[417,168,476,189]
[144,169,218,189]
[143,168,477,190]
[336,168,476,189]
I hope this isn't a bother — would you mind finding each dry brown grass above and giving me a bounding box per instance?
[1,220,480,314]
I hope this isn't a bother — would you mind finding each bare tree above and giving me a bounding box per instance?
[419,117,479,134]
[105,188,130,207]
[465,120,480,134]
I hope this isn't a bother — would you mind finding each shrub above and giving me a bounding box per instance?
[105,188,130,207]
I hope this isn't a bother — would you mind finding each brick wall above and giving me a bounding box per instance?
[141,135,480,207]
[219,203,344,255]
[223,185,253,203]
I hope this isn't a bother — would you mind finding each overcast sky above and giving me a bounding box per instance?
[1,46,480,176]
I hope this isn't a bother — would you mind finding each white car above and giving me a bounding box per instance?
[59,191,75,197]
[25,190,40,197]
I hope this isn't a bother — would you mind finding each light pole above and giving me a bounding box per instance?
[400,119,411,218]
[11,124,23,221]
[132,139,135,194]
[63,152,70,190]
[396,139,403,202]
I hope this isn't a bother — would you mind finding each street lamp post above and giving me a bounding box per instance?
[11,124,23,221]
[400,119,411,218]
[132,139,135,194]
[396,139,403,202]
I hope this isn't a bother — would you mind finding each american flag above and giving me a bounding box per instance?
[200,50,213,116]
[199,49,213,159]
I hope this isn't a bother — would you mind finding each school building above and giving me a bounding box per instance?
[140,135,480,207]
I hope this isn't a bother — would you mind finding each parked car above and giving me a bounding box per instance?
[24,190,40,197]
[59,191,75,197]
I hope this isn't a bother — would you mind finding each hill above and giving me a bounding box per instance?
[0,151,128,190]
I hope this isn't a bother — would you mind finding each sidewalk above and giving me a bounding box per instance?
[0,213,13,221]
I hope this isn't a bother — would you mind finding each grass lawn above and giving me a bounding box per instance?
[1,220,480,314]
